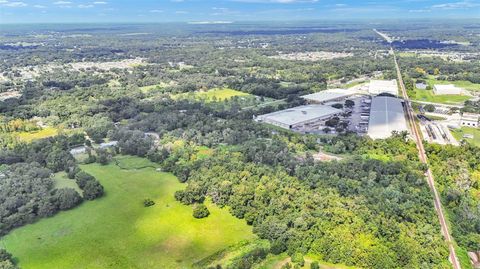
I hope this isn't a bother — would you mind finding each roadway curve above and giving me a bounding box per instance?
[393,49,461,269]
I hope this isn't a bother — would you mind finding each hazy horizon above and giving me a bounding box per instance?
[1,0,479,24]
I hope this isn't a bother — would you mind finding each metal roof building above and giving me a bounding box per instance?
[255,104,342,130]
[301,88,357,104]
[368,96,408,139]
[433,84,463,95]
[368,80,398,96]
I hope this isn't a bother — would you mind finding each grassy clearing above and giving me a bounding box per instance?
[451,127,480,147]
[139,83,169,93]
[425,75,480,92]
[176,88,250,102]
[1,156,255,269]
[456,246,474,269]
[53,172,82,195]
[413,88,471,104]
[16,127,58,142]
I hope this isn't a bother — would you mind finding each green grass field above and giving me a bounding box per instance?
[176,88,250,102]
[413,88,471,104]
[451,127,480,147]
[425,75,480,92]
[16,127,58,142]
[1,156,255,269]
[53,172,82,195]
[139,83,169,93]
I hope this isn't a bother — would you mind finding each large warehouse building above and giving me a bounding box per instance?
[255,104,342,130]
[433,84,463,95]
[368,80,399,96]
[368,96,408,139]
[302,88,358,104]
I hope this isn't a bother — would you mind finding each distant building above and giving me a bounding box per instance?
[433,84,462,95]
[255,105,342,130]
[301,88,357,104]
[368,96,408,139]
[416,82,427,90]
[99,141,118,149]
[69,146,86,155]
[368,80,398,96]
[461,113,479,128]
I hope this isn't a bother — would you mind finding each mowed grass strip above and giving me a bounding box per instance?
[175,88,249,102]
[53,172,83,195]
[1,156,255,269]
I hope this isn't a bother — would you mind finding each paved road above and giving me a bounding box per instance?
[393,50,462,269]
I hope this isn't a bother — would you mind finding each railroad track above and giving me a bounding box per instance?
[393,50,461,269]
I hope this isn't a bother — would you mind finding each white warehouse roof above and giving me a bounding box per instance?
[301,88,357,103]
[368,96,408,139]
[257,104,342,127]
[368,80,398,96]
[433,84,463,95]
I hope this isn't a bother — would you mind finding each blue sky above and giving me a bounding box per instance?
[0,0,479,23]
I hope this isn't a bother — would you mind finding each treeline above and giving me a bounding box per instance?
[425,143,480,251]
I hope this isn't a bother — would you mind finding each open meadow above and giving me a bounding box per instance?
[0,156,255,269]
[451,127,480,147]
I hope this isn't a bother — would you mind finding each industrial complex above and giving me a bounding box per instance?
[254,79,410,139]
[367,96,408,139]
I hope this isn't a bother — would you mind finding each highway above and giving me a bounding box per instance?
[393,49,462,269]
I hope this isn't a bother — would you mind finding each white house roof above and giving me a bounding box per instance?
[257,105,342,126]
[368,96,408,139]
[301,88,357,103]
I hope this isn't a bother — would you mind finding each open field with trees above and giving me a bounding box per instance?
[412,88,471,104]
[1,156,255,269]
[175,88,250,102]
[450,127,480,147]
[1,21,479,268]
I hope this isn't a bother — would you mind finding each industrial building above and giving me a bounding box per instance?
[301,88,357,104]
[368,80,398,96]
[433,84,463,95]
[255,104,342,130]
[367,96,408,139]
[461,113,479,128]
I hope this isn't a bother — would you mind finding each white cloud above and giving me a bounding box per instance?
[78,4,93,8]
[432,1,480,9]
[0,0,8,3]
[149,9,163,13]
[53,1,72,4]
[3,1,27,7]
[34,4,46,8]
[93,1,107,4]
[175,10,188,14]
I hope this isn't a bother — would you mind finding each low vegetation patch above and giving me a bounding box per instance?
[450,126,480,147]
[176,88,250,102]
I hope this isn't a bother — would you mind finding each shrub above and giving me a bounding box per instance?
[83,180,104,200]
[192,203,210,219]
[291,252,304,267]
[54,188,82,210]
[310,261,320,269]
[143,198,155,207]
